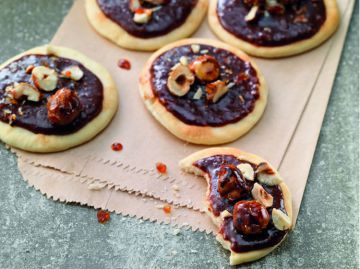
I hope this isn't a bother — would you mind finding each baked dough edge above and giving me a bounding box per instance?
[0,45,118,153]
[85,0,209,51]
[179,147,293,265]
[139,38,268,145]
[208,0,340,58]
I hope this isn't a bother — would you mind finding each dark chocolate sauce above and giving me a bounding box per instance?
[217,0,326,46]
[150,45,260,127]
[97,0,197,38]
[194,154,287,253]
[0,54,103,135]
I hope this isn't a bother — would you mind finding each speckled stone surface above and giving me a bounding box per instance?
[0,1,358,268]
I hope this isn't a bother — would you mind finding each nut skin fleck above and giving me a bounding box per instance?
[47,88,82,126]
[233,200,270,235]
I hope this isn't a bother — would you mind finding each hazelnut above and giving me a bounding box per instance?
[167,63,195,97]
[251,183,273,207]
[256,162,283,186]
[217,165,252,201]
[272,208,292,230]
[47,88,82,125]
[189,55,220,82]
[205,80,229,103]
[61,65,84,81]
[233,200,270,235]
[5,82,40,102]
[31,66,58,92]
[236,163,255,181]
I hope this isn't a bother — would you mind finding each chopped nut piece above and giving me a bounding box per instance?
[8,114,16,125]
[256,162,283,185]
[61,65,84,81]
[236,163,254,181]
[220,210,232,218]
[294,14,308,23]
[25,65,35,74]
[167,63,195,96]
[206,80,229,103]
[272,209,292,230]
[133,8,152,24]
[251,183,273,207]
[47,88,82,125]
[227,82,235,89]
[193,88,203,100]
[245,5,259,22]
[5,82,41,102]
[191,44,201,53]
[88,182,106,191]
[239,95,245,103]
[31,66,58,92]
[172,184,180,191]
[190,55,220,82]
[179,56,188,66]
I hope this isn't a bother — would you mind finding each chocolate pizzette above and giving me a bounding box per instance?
[0,45,118,152]
[180,148,292,265]
[139,39,267,145]
[85,0,208,51]
[209,0,340,58]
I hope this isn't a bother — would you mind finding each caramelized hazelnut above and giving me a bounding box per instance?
[233,201,270,235]
[190,55,220,82]
[217,165,252,201]
[47,88,82,125]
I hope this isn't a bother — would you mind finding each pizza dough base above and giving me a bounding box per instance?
[0,45,118,153]
[208,0,340,58]
[139,38,267,145]
[179,147,293,265]
[85,0,208,51]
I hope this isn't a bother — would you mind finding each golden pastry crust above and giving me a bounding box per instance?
[0,45,118,153]
[85,0,208,51]
[208,0,340,58]
[179,147,293,265]
[139,38,267,145]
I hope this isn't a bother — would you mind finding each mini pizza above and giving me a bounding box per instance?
[180,147,292,265]
[85,0,208,51]
[139,38,267,145]
[208,0,340,58]
[0,45,118,153]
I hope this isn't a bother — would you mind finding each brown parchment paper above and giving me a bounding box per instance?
[18,159,217,234]
[15,0,354,216]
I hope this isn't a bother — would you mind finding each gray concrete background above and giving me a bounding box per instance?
[0,1,358,268]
